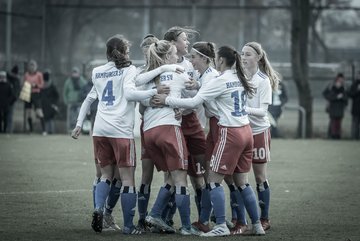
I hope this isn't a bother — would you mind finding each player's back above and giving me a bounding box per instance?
[91,62,136,138]
[143,71,187,131]
[210,70,249,127]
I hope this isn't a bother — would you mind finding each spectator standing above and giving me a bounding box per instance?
[0,71,14,133]
[80,77,98,134]
[63,67,87,133]
[268,81,288,138]
[348,71,360,140]
[323,73,348,139]
[41,70,59,134]
[23,60,46,135]
[6,65,21,133]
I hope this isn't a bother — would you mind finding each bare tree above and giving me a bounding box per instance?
[291,0,313,138]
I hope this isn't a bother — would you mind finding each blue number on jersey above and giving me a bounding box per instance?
[231,90,246,116]
[101,80,115,106]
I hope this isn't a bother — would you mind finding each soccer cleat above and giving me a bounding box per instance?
[91,209,103,233]
[103,213,121,231]
[200,223,230,237]
[191,221,210,233]
[145,215,176,233]
[241,221,265,236]
[123,225,142,235]
[230,222,248,235]
[179,226,203,236]
[136,218,150,232]
[260,218,271,231]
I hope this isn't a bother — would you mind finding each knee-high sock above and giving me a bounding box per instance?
[95,178,111,211]
[105,178,122,214]
[150,184,173,218]
[138,183,151,220]
[231,185,247,225]
[194,188,202,217]
[199,185,212,224]
[161,191,175,221]
[239,184,259,224]
[257,180,270,219]
[175,186,191,228]
[121,186,137,229]
[92,177,100,209]
[209,183,226,225]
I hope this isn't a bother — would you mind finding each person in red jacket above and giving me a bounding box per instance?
[23,59,46,135]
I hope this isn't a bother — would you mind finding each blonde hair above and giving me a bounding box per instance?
[244,42,281,90]
[146,40,175,84]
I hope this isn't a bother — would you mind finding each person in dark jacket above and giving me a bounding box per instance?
[348,71,360,140]
[323,73,348,139]
[41,69,59,134]
[268,81,288,138]
[6,65,21,133]
[0,71,14,133]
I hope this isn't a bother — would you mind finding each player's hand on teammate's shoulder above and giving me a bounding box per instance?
[161,64,185,74]
[71,126,82,139]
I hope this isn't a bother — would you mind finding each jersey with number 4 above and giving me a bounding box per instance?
[91,62,136,138]
[166,69,249,127]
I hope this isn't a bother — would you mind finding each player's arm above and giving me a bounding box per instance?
[135,64,185,86]
[71,86,97,139]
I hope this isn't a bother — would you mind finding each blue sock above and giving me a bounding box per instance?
[95,178,111,211]
[209,183,225,224]
[105,178,121,214]
[228,184,238,221]
[194,188,202,217]
[92,177,100,209]
[175,186,191,228]
[257,180,270,219]
[162,191,175,220]
[199,185,212,224]
[239,184,259,224]
[150,184,172,218]
[138,184,151,220]
[232,186,247,225]
[121,186,137,229]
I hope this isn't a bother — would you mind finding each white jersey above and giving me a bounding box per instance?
[142,71,187,131]
[166,69,250,127]
[91,62,155,138]
[246,69,272,134]
[200,67,220,119]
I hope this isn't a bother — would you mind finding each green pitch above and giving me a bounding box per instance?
[0,134,359,241]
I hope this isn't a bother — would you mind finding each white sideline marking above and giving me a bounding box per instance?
[0,189,91,195]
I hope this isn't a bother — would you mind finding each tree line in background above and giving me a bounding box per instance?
[1,0,359,137]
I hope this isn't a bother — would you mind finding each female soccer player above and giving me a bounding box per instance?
[186,41,219,232]
[139,40,200,235]
[71,34,165,235]
[153,45,265,236]
[163,26,207,221]
[240,41,281,232]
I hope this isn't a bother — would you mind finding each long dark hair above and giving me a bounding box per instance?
[106,34,132,69]
[218,46,254,95]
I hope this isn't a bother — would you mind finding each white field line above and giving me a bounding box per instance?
[0,189,91,195]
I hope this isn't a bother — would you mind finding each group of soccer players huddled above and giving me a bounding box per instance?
[72,25,280,236]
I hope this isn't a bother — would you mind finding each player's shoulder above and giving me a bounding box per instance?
[256,70,269,80]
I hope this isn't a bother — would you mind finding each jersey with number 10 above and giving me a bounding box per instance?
[91,62,136,138]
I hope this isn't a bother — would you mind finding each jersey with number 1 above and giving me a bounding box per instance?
[91,62,136,138]
[167,69,249,127]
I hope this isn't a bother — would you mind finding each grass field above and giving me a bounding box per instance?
[0,134,359,241]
